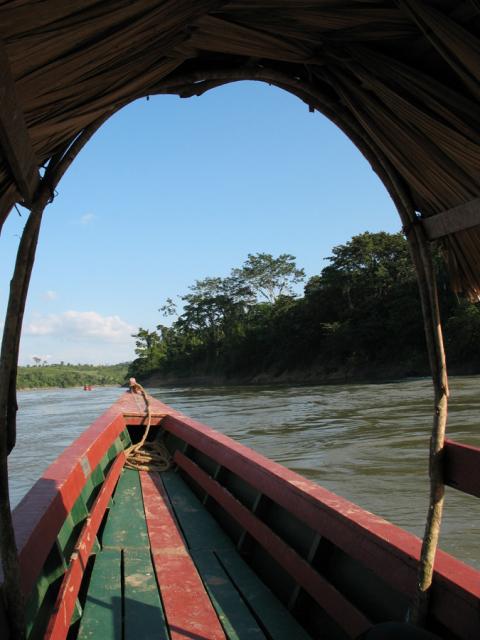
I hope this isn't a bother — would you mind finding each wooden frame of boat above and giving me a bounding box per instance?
[1,391,478,639]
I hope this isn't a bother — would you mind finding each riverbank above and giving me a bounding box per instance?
[143,362,423,387]
[17,363,128,389]
[143,360,480,387]
[17,384,124,391]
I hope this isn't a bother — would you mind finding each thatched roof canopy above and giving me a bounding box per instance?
[1,1,480,296]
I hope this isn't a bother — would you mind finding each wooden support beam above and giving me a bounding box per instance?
[444,439,480,499]
[0,114,110,639]
[422,198,480,239]
[0,39,40,205]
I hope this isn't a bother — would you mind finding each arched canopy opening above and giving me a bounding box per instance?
[0,2,479,633]
[0,0,479,296]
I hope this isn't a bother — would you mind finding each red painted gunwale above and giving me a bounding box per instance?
[140,471,226,640]
[9,397,129,597]
[44,452,126,640]
[1,392,162,600]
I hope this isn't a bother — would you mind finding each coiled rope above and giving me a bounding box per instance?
[125,378,171,472]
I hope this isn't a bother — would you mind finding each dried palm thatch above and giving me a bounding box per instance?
[0,0,479,296]
[0,1,479,636]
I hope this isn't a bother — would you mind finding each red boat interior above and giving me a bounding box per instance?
[3,392,479,640]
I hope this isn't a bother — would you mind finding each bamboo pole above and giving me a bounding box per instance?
[351,124,449,625]
[408,227,449,626]
[296,63,449,625]
[339,113,449,625]
[0,202,44,638]
[0,113,110,638]
[337,75,449,625]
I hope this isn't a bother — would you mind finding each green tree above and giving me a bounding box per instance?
[174,277,251,365]
[130,327,166,377]
[126,234,480,383]
[17,363,129,389]
[445,301,480,363]
[298,232,427,367]
[321,232,413,309]
[232,253,305,303]
[160,297,177,318]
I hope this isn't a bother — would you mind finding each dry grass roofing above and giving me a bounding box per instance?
[0,1,480,297]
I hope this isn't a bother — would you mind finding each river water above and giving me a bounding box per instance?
[9,377,480,569]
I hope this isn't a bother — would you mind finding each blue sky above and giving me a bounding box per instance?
[0,81,400,365]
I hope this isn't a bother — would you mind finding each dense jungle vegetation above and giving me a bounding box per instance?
[17,363,129,389]
[127,231,480,384]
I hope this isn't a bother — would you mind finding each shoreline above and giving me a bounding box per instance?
[142,363,480,388]
[17,384,125,392]
[142,360,426,387]
[17,365,480,391]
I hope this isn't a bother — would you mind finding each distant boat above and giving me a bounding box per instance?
[83,385,92,391]
[1,391,478,639]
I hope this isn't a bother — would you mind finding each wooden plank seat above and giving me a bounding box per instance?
[77,549,122,640]
[77,547,168,640]
[124,548,168,640]
[102,467,150,550]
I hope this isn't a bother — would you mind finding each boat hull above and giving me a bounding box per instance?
[1,392,479,639]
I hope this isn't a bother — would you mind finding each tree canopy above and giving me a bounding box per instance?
[231,253,305,303]
[128,236,480,383]
[17,363,128,389]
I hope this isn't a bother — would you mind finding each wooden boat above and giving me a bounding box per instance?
[1,391,479,640]
[2,4,480,638]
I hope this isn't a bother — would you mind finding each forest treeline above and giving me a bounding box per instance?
[128,232,480,384]
[17,363,129,389]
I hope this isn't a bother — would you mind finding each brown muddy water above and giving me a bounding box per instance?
[10,377,480,569]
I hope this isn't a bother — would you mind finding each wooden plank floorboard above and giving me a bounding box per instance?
[83,469,306,640]
[216,547,312,640]
[124,548,169,640]
[163,470,312,639]
[175,452,370,638]
[191,550,266,640]
[161,470,233,552]
[77,550,121,640]
[140,471,226,640]
[102,468,149,549]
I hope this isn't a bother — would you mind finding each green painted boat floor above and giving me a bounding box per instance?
[78,470,167,640]
[77,468,311,639]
